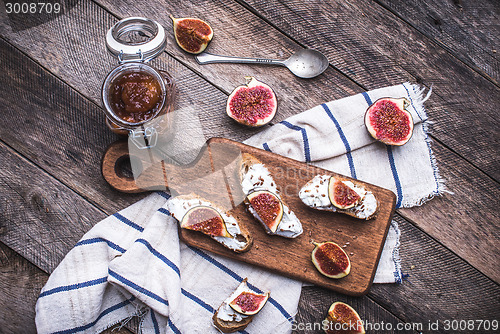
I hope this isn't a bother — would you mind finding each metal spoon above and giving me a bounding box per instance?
[195,49,329,79]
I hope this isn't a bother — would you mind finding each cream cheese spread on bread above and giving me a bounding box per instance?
[240,157,303,238]
[167,196,250,251]
[299,175,378,220]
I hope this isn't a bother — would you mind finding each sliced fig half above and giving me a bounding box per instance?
[328,178,361,210]
[324,302,365,334]
[226,77,277,127]
[246,190,283,233]
[180,206,230,238]
[170,15,213,54]
[312,241,351,279]
[229,279,269,316]
[364,97,414,146]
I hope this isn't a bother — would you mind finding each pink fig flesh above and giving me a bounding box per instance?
[328,178,361,210]
[229,290,269,315]
[312,242,351,279]
[246,190,283,233]
[180,206,230,238]
[364,97,413,146]
[325,302,365,334]
[226,77,277,127]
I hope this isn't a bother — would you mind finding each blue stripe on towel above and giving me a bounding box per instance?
[158,207,171,217]
[386,146,403,208]
[168,318,181,334]
[113,213,144,232]
[361,91,372,106]
[158,191,171,200]
[151,310,160,334]
[181,288,215,313]
[262,142,272,152]
[188,246,293,322]
[52,296,135,334]
[279,120,311,162]
[108,269,169,306]
[75,237,126,253]
[321,103,357,178]
[39,277,107,298]
[136,239,181,277]
[362,91,404,207]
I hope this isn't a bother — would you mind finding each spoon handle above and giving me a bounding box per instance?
[195,52,284,66]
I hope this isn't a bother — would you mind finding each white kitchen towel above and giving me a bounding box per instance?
[35,192,301,334]
[35,83,444,333]
[244,82,446,283]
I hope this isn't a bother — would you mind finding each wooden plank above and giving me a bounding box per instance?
[369,215,500,324]
[376,0,500,84]
[91,0,500,283]
[0,141,107,273]
[399,141,500,283]
[171,138,395,295]
[297,214,500,332]
[0,242,47,334]
[0,242,137,333]
[237,0,500,182]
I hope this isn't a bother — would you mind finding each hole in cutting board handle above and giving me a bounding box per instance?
[101,140,146,193]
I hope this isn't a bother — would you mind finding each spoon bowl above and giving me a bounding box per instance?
[195,48,329,79]
[283,49,329,78]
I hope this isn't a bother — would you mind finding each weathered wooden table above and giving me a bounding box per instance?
[1,0,499,333]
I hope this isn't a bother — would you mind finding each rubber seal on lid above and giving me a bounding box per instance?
[106,17,166,63]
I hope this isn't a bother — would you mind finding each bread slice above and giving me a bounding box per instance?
[213,278,266,332]
[238,153,303,238]
[299,175,379,220]
[167,193,253,252]
[212,303,253,333]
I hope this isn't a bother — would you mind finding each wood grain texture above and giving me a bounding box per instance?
[399,141,500,283]
[0,242,47,334]
[296,213,500,333]
[376,0,500,84]
[238,0,500,182]
[0,141,106,273]
[0,38,146,214]
[369,215,500,325]
[106,138,396,295]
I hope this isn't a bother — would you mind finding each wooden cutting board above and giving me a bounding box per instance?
[102,137,396,295]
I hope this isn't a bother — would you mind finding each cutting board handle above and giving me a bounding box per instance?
[101,140,146,193]
[101,138,243,197]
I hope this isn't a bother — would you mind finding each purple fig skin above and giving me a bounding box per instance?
[364,97,414,146]
[311,241,351,279]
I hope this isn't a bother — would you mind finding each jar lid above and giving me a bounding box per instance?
[106,17,166,63]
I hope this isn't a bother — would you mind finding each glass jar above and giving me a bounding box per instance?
[102,17,175,149]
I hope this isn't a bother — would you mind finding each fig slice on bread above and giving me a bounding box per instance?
[167,194,252,253]
[213,278,269,333]
[299,175,379,220]
[239,153,303,238]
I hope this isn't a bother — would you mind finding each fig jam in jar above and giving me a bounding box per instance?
[110,72,162,123]
[102,17,175,148]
